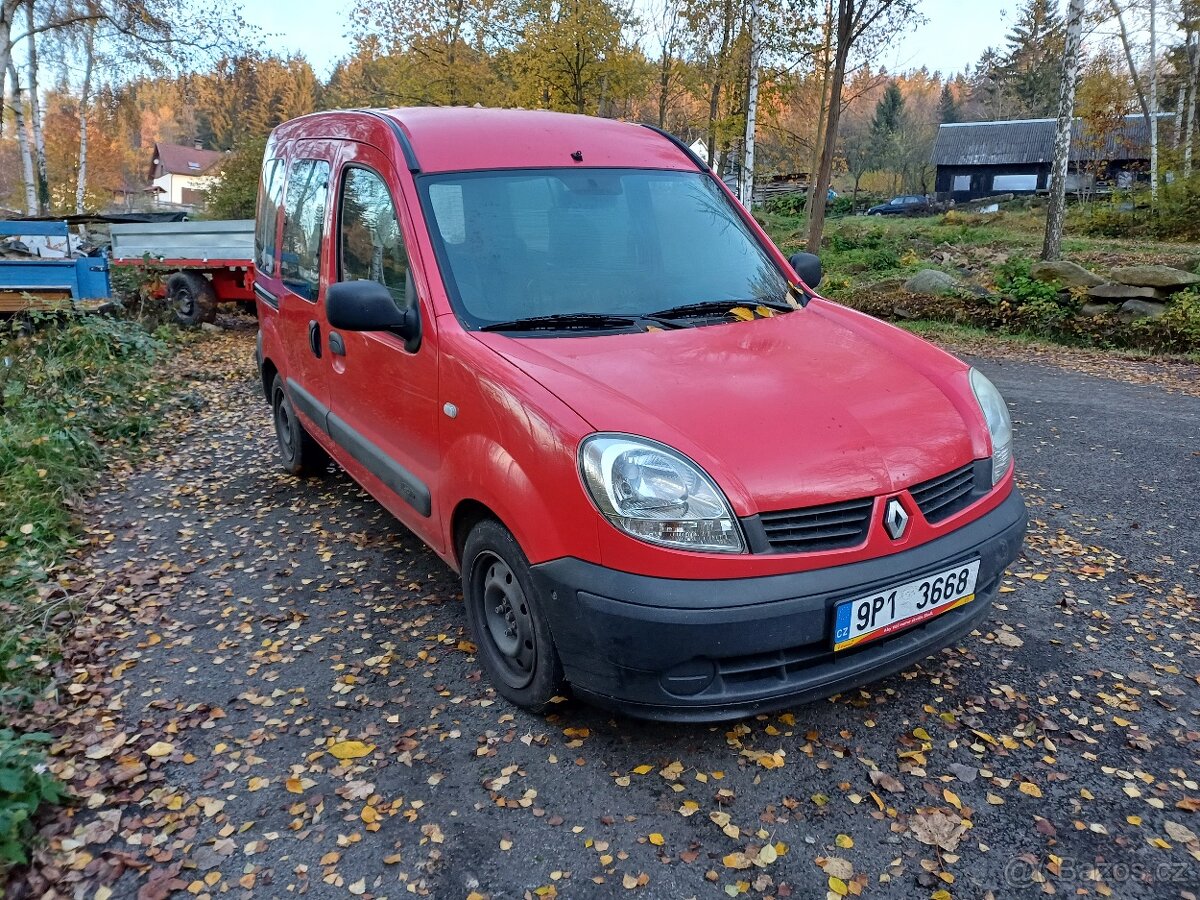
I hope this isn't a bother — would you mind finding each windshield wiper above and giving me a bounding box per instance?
[479,313,648,333]
[646,298,798,320]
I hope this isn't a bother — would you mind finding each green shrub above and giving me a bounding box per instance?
[766,192,806,216]
[993,256,1076,333]
[1139,287,1200,351]
[838,247,902,273]
[0,729,64,868]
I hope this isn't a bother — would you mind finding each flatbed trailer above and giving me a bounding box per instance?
[110,219,256,326]
[0,221,108,312]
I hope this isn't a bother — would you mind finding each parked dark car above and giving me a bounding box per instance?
[867,195,931,216]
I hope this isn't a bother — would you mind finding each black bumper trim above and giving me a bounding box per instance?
[529,489,1026,721]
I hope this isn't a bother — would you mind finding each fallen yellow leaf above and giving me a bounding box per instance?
[329,740,374,760]
[648,833,664,846]
[145,741,174,758]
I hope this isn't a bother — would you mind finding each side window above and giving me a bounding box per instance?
[280,158,331,301]
[254,157,284,277]
[339,167,409,309]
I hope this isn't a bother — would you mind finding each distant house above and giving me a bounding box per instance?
[932,114,1176,202]
[148,141,226,209]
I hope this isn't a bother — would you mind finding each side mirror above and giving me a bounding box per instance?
[788,252,823,290]
[326,279,421,352]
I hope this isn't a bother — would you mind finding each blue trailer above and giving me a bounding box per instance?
[0,221,110,313]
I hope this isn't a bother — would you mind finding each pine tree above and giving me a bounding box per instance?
[1002,0,1066,117]
[869,80,906,173]
[938,84,959,123]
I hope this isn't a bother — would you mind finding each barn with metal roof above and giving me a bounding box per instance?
[932,114,1175,201]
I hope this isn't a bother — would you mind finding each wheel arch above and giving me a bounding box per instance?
[260,355,279,405]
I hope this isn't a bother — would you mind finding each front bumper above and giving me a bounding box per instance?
[530,488,1027,722]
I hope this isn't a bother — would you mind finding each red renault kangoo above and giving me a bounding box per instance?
[253,108,1026,721]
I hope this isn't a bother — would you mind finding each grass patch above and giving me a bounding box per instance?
[0,310,174,704]
[761,212,1200,354]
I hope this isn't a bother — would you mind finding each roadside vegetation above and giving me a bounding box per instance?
[0,308,184,877]
[762,203,1200,356]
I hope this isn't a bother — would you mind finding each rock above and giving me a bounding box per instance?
[1079,302,1121,318]
[199,322,221,333]
[1030,260,1104,288]
[1087,282,1162,301]
[1117,299,1167,322]
[903,269,959,296]
[1108,264,1200,289]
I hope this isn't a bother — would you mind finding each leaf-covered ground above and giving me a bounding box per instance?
[7,322,1199,899]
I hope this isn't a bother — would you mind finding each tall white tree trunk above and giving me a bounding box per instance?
[75,21,95,214]
[26,1,48,214]
[740,0,759,209]
[1187,31,1198,177]
[1042,0,1087,261]
[8,60,36,214]
[1150,0,1159,203]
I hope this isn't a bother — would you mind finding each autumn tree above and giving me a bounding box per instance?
[345,0,518,106]
[513,0,648,115]
[805,0,922,253]
[1042,0,1086,261]
[204,132,266,219]
[194,54,319,150]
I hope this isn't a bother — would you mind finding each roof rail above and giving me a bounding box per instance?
[640,124,708,172]
[358,110,421,173]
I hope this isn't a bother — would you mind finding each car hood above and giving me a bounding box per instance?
[471,302,987,515]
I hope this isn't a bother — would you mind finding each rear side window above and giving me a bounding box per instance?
[339,167,409,309]
[254,157,283,277]
[281,159,331,301]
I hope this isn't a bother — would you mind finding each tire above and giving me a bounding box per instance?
[462,519,565,712]
[270,375,328,477]
[168,272,217,327]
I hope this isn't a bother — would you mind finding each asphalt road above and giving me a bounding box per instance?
[20,325,1200,900]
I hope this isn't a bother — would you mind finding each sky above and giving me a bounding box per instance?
[239,0,1017,82]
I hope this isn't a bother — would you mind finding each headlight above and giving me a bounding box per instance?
[579,434,745,553]
[970,369,1013,484]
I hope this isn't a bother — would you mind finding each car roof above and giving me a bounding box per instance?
[271,107,701,175]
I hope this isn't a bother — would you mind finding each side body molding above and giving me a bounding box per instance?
[285,377,432,517]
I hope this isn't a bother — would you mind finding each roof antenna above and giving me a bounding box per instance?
[571,150,583,162]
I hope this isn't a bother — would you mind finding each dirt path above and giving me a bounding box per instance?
[10,323,1200,900]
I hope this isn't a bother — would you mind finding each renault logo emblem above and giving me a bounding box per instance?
[883,498,910,540]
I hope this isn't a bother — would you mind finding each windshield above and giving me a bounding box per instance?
[419,168,788,330]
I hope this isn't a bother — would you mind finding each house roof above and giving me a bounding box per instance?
[150,142,225,177]
[933,114,1176,167]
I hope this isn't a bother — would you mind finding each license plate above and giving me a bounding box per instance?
[833,560,980,652]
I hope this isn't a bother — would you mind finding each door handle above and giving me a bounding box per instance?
[328,332,346,356]
[308,320,322,358]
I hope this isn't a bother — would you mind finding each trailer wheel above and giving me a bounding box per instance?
[168,272,217,327]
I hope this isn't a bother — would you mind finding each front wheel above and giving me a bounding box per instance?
[462,519,564,712]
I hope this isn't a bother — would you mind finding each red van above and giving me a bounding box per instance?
[253,108,1026,721]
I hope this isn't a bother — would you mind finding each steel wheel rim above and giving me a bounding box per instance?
[474,551,535,688]
[274,393,296,459]
[176,287,196,318]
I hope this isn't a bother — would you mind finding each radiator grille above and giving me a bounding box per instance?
[757,497,874,553]
[910,462,978,523]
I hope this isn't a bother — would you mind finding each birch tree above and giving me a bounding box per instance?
[1042,0,1087,262]
[7,58,37,213]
